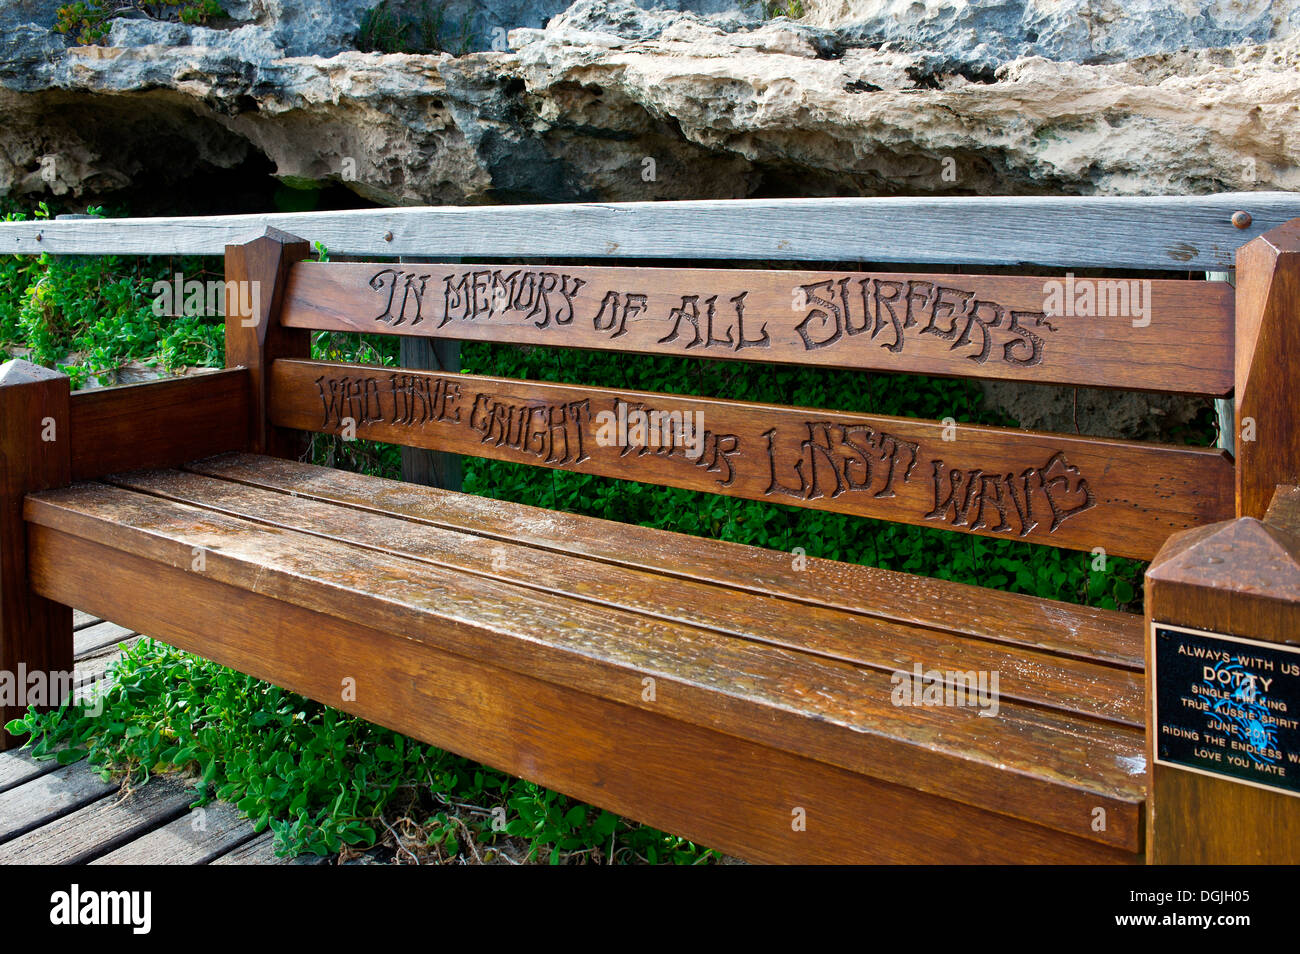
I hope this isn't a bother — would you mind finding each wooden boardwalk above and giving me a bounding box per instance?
[0,611,324,865]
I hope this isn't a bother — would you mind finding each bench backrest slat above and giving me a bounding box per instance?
[270,358,1233,561]
[283,262,1234,395]
[202,200,1300,566]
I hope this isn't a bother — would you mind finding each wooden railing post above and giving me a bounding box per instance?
[225,228,311,458]
[0,360,72,749]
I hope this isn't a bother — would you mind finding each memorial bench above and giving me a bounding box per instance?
[2,196,1299,864]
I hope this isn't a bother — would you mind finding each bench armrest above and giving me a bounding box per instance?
[69,368,251,481]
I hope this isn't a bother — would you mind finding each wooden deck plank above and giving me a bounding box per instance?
[2,611,263,867]
[74,620,135,657]
[209,831,328,865]
[190,453,1145,668]
[0,775,193,864]
[110,467,1143,727]
[90,799,256,865]
[74,636,142,690]
[0,748,62,795]
[0,762,116,843]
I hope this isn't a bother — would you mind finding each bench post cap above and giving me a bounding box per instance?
[1148,516,1300,606]
[0,358,66,387]
[226,226,310,252]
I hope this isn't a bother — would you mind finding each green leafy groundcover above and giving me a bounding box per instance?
[5,642,705,863]
[2,206,1168,862]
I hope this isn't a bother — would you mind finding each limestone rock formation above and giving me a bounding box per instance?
[1,0,1296,208]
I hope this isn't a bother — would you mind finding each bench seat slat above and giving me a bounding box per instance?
[24,472,1144,852]
[189,452,1145,669]
[105,466,1144,728]
[270,359,1233,561]
[283,262,1234,395]
[23,529,1138,864]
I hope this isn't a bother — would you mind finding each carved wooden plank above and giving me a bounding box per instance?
[69,369,250,481]
[190,452,1146,668]
[2,193,1297,270]
[282,262,1233,394]
[109,467,1145,726]
[269,359,1234,560]
[24,488,1146,849]
[27,526,1142,862]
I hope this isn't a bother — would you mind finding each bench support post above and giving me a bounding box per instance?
[225,228,311,458]
[1234,218,1300,518]
[0,360,72,749]
[1143,218,1300,862]
[1145,509,1300,863]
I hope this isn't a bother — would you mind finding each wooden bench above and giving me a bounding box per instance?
[3,196,1299,864]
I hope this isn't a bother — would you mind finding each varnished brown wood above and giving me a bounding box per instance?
[192,453,1144,667]
[24,483,1145,850]
[270,358,1233,560]
[16,206,1292,864]
[0,360,72,750]
[26,525,1140,864]
[1145,517,1300,863]
[108,466,1145,727]
[1265,484,1300,538]
[224,228,311,458]
[69,370,250,481]
[282,262,1234,395]
[1235,218,1300,519]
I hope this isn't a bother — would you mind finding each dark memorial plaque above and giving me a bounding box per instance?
[1153,623,1300,797]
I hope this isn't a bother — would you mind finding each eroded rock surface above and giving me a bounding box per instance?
[1,0,1296,206]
